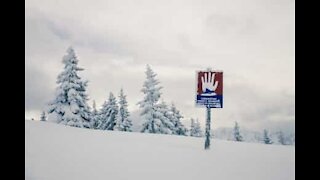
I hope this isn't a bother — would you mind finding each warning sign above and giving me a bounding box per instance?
[196,71,223,108]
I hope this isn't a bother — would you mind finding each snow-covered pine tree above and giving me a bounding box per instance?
[190,118,195,136]
[48,47,92,128]
[190,118,203,137]
[92,100,100,129]
[263,129,273,144]
[98,92,119,130]
[195,119,203,137]
[278,131,286,145]
[233,121,243,141]
[170,103,188,136]
[115,88,132,132]
[138,65,175,134]
[40,111,47,121]
[154,100,176,134]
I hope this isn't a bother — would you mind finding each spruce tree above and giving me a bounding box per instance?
[263,129,273,144]
[48,47,92,128]
[138,65,174,134]
[170,103,188,136]
[233,121,243,142]
[92,100,100,129]
[190,118,195,136]
[195,119,203,137]
[154,101,175,134]
[40,111,46,121]
[98,92,118,130]
[115,88,132,132]
[190,118,203,137]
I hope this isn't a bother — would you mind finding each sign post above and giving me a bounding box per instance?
[196,69,223,150]
[205,105,211,149]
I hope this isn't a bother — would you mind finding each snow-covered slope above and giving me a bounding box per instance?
[25,121,295,180]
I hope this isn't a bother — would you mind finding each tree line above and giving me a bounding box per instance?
[40,47,203,136]
[37,47,294,145]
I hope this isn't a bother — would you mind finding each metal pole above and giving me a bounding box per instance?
[205,105,211,150]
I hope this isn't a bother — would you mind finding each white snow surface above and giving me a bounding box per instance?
[25,120,295,180]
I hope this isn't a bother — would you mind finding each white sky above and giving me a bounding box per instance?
[25,0,295,133]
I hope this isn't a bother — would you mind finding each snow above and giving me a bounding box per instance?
[25,120,295,180]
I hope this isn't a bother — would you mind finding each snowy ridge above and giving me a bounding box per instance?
[26,120,294,180]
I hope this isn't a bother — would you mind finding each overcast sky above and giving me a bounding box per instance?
[25,0,295,133]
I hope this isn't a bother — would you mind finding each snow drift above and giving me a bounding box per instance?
[25,120,294,180]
